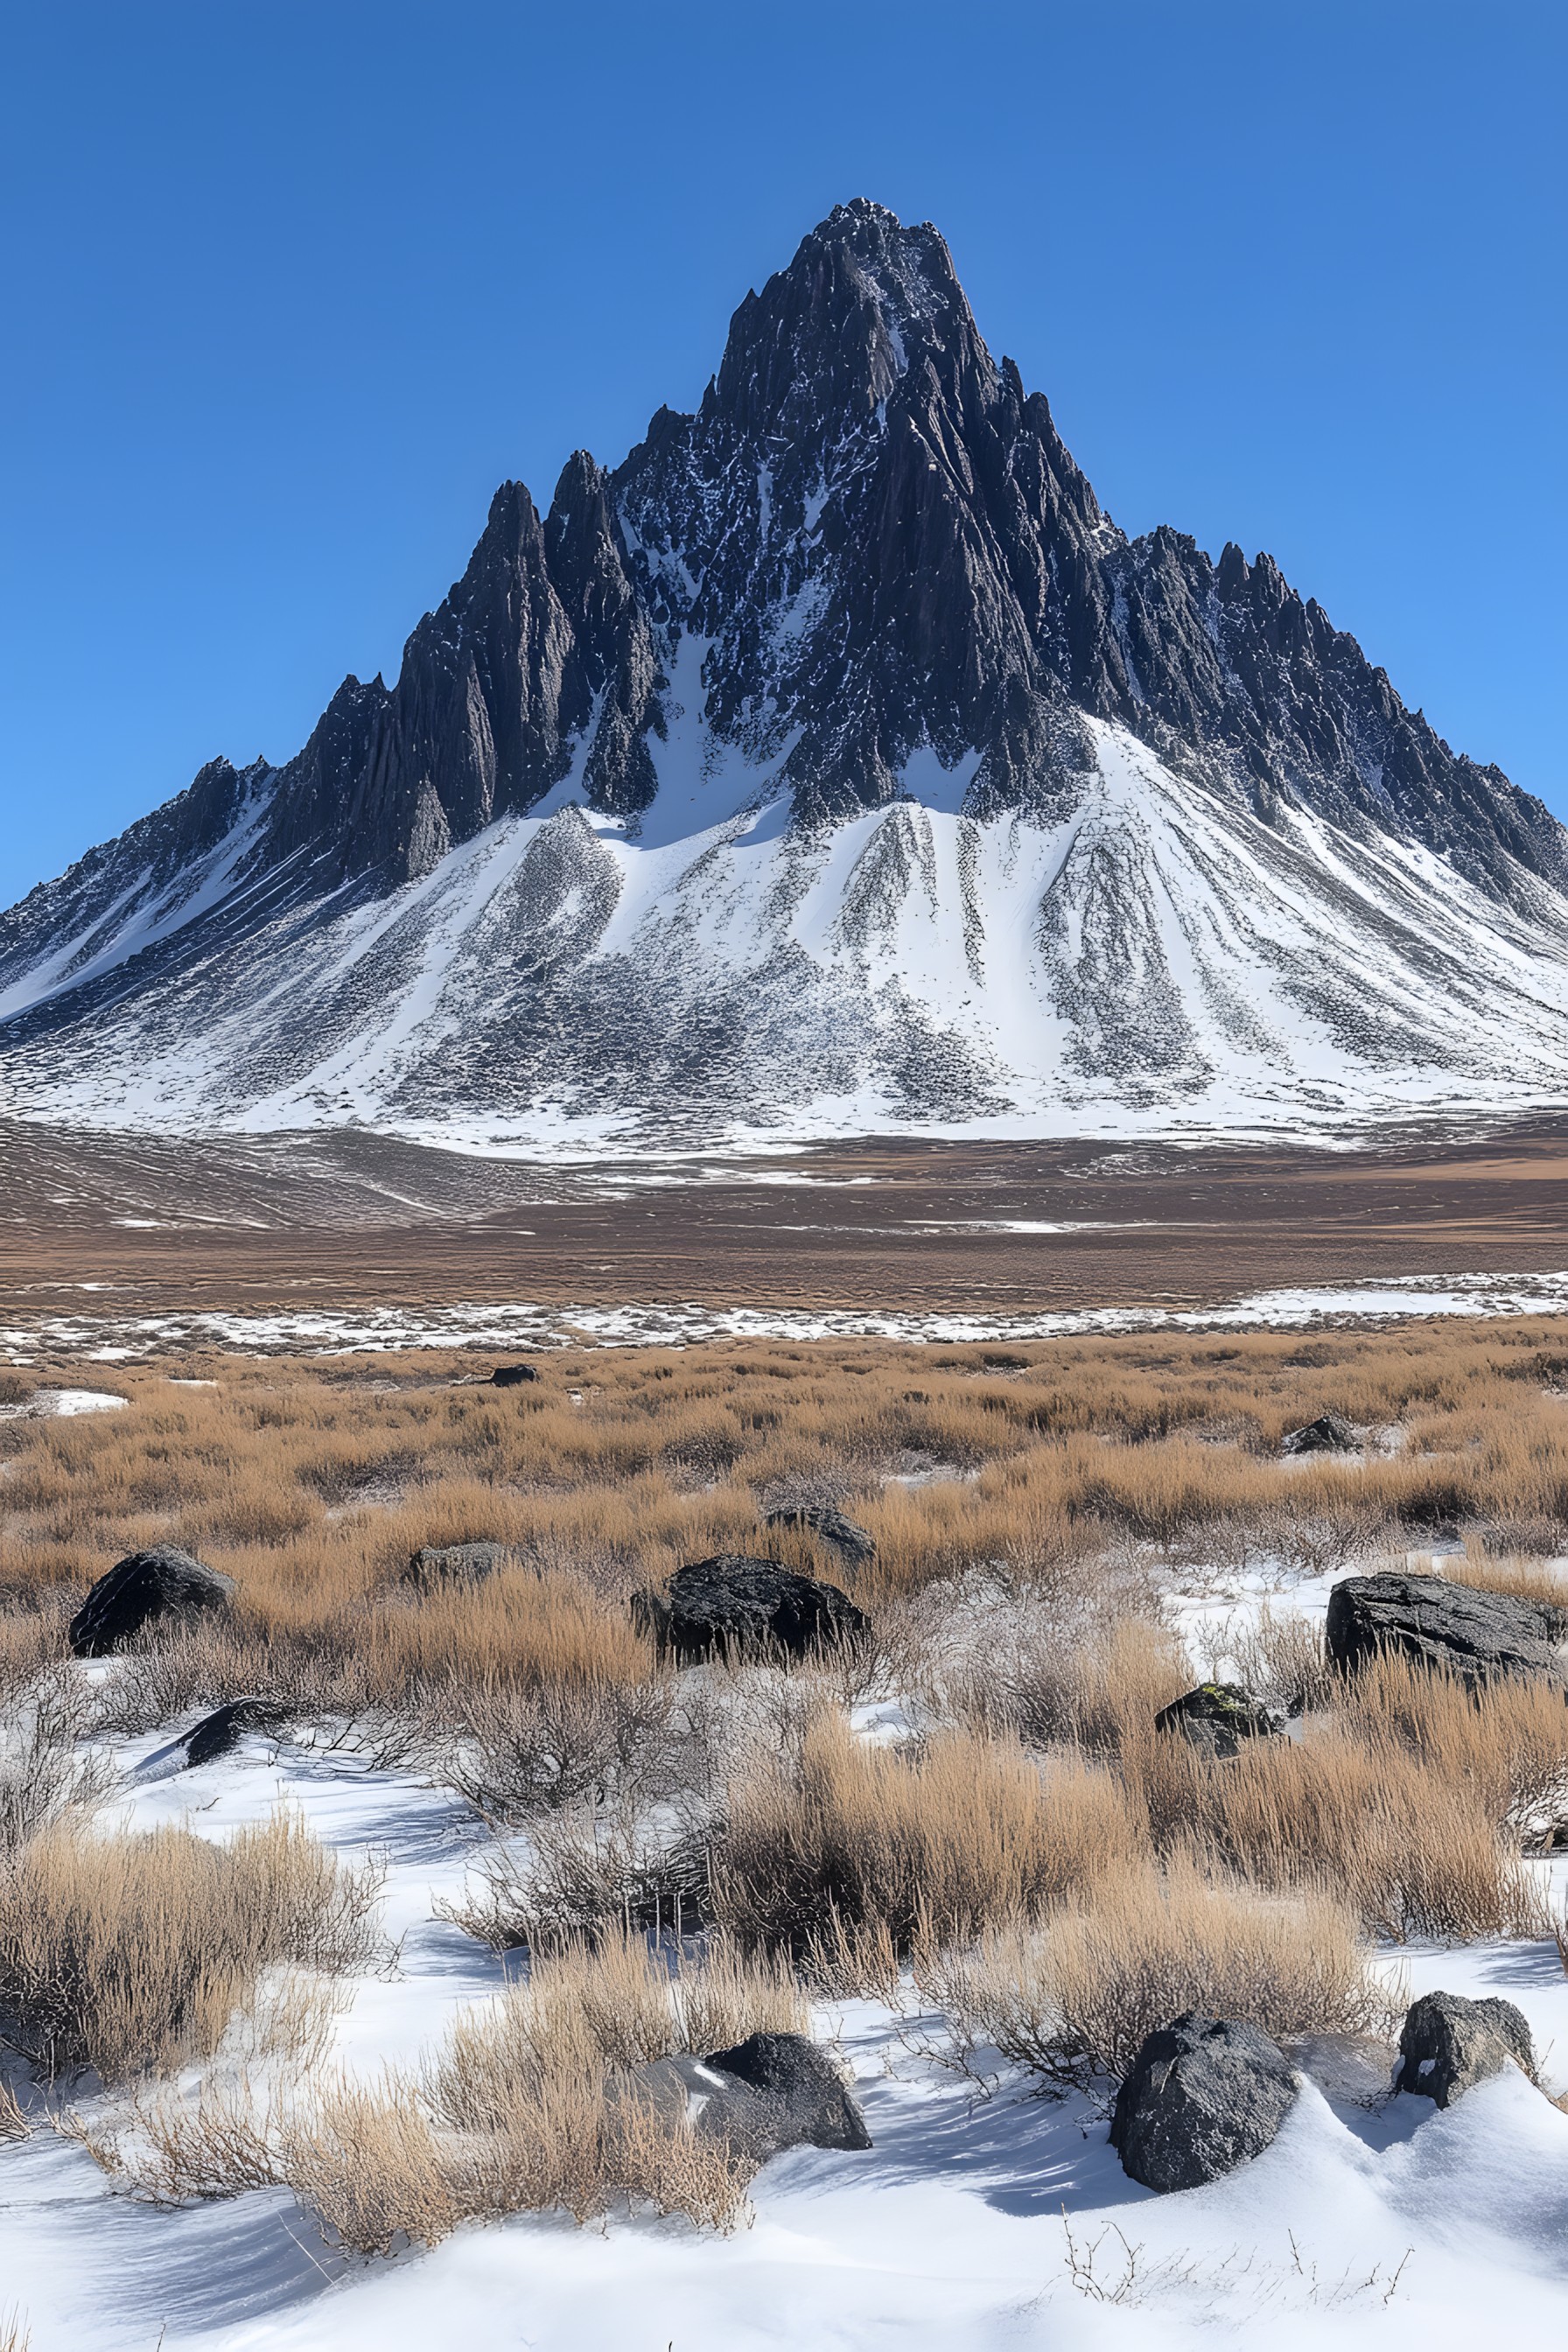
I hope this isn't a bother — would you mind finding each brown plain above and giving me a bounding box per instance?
[8,1117,1568,1325]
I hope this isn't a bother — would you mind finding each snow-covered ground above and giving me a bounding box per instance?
[10,1265,1568,1362]
[6,1553,1568,2350]
[0,1387,127,1419]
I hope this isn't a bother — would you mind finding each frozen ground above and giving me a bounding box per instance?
[10,1266,1568,1362]
[4,1558,1568,2348]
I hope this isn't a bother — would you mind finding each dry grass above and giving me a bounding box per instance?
[3,1317,1567,2122]
[6,1317,1568,1704]
[0,1813,382,2081]
[444,1804,717,1950]
[0,2310,28,2352]
[1444,1545,1568,1613]
[76,1930,804,2244]
[1121,1653,1564,1940]
[716,1716,1141,1954]
[921,1854,1396,2091]
[430,1928,807,2114]
[0,1671,110,1858]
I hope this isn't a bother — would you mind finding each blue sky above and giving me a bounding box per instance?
[2,0,1562,905]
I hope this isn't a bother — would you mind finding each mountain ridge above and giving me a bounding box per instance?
[3,197,1565,1145]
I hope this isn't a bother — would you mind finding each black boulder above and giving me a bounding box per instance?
[1110,2013,1298,2192]
[1394,1990,1534,2108]
[1326,1572,1565,1686]
[1281,1414,1360,1456]
[1154,1683,1283,1757]
[69,1546,236,1658]
[764,1506,878,1571]
[703,2031,872,2152]
[632,1554,868,1661]
[184,1698,289,1768]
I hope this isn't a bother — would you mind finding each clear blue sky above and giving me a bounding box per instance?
[3,1,1563,906]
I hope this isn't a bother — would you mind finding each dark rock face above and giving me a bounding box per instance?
[491,1362,541,1387]
[69,1546,236,1658]
[632,1554,869,1660]
[1110,2013,1298,2192]
[764,1506,878,1570]
[1281,1413,1360,1456]
[703,2032,872,2153]
[405,1540,519,1589]
[183,1698,289,1768]
[1394,1990,1535,2107]
[1326,1572,1567,1685]
[1154,1683,1283,1757]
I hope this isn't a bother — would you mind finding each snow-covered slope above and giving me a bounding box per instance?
[3,200,1564,1147]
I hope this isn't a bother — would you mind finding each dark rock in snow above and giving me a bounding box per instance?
[184,1698,289,1768]
[764,1506,878,1571]
[632,1554,869,1661]
[1281,1413,1360,1456]
[1110,2012,1298,2192]
[69,1545,236,1658]
[1394,1990,1535,2108]
[703,2031,872,2152]
[491,1362,541,1387]
[405,1540,520,1589]
[1154,1682,1284,1757]
[1325,1572,1567,1686]
[628,2035,872,2159]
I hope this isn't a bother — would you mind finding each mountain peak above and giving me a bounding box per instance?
[705,198,978,436]
[2,202,1564,1144]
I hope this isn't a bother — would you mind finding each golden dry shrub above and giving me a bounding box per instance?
[0,1812,380,2081]
[8,1318,1568,1696]
[78,1930,803,2244]
[1123,1653,1561,1942]
[429,1927,807,2128]
[920,1853,1395,2090]
[715,1717,1141,1952]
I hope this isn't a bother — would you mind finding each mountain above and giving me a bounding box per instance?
[3,197,1566,1148]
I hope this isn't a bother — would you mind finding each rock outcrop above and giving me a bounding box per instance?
[1325,1573,1566,1685]
[7,200,1568,1145]
[69,1546,236,1657]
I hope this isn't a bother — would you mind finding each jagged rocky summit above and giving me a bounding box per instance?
[4,198,1566,1147]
